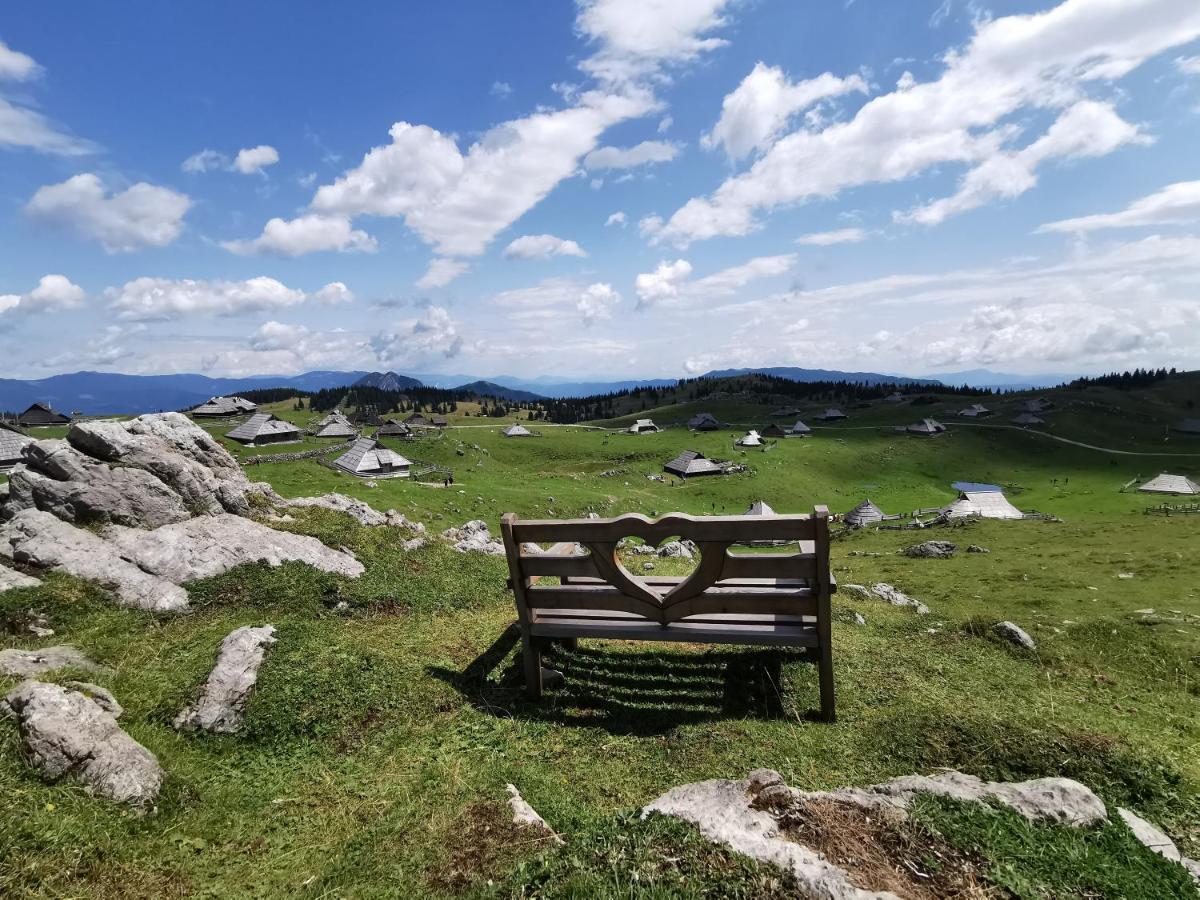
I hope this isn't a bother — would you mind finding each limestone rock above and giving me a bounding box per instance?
[0,562,40,592]
[285,493,425,533]
[7,509,188,612]
[869,583,931,615]
[993,620,1037,651]
[441,520,504,555]
[506,784,565,845]
[3,680,162,807]
[175,625,276,734]
[1117,808,1200,882]
[103,514,364,582]
[658,540,694,559]
[0,645,100,678]
[64,681,123,718]
[966,544,990,553]
[902,540,956,559]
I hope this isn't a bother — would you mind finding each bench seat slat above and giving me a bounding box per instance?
[529,614,819,647]
[525,585,818,618]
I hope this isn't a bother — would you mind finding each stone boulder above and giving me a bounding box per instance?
[868,582,931,615]
[285,493,425,533]
[175,625,276,734]
[0,645,100,678]
[6,509,189,612]
[993,620,1037,651]
[3,680,163,807]
[103,514,364,582]
[506,784,565,845]
[1118,808,1200,884]
[0,562,41,592]
[441,520,505,555]
[902,540,956,559]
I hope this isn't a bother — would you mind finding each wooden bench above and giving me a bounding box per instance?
[499,506,836,721]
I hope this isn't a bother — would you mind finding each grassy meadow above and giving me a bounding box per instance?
[1,380,1199,897]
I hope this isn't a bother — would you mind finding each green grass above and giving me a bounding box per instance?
[1,386,1199,897]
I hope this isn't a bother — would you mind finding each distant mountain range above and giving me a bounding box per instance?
[452,380,545,402]
[699,366,942,387]
[920,369,1075,390]
[352,371,423,391]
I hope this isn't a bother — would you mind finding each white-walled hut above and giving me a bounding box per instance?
[818,408,848,421]
[628,418,661,434]
[16,403,71,427]
[735,430,763,447]
[503,423,533,437]
[687,412,722,431]
[334,437,412,478]
[313,411,356,438]
[958,403,991,417]
[225,413,302,446]
[1137,473,1200,495]
[664,450,724,478]
[844,499,885,528]
[376,418,412,438]
[906,418,947,437]
[0,424,32,472]
[787,420,812,437]
[190,396,257,418]
[943,482,1024,519]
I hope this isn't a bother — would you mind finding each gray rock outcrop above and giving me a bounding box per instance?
[902,540,956,559]
[993,620,1037,651]
[3,680,162,807]
[285,493,425,533]
[442,520,505,555]
[0,562,41,592]
[865,582,931,615]
[506,784,565,845]
[1117,808,1200,884]
[0,645,100,677]
[175,625,276,734]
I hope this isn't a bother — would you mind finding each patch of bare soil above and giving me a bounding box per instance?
[778,798,1001,899]
[428,800,555,893]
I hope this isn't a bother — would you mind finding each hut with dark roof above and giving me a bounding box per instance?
[430,414,448,427]
[1137,473,1200,495]
[0,424,32,472]
[817,408,847,421]
[17,403,70,427]
[1011,412,1044,426]
[313,412,356,439]
[787,420,812,437]
[190,396,257,418]
[376,418,412,438]
[404,412,432,427]
[663,450,723,478]
[958,403,991,417]
[770,407,802,418]
[225,413,302,446]
[334,438,412,478]
[687,412,722,431]
[844,499,885,528]
[906,418,947,437]
[760,423,787,438]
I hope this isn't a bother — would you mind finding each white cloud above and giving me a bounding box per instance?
[491,81,513,98]
[233,144,280,175]
[370,306,464,368]
[1177,55,1200,75]
[634,254,796,309]
[656,0,1200,246]
[577,282,621,323]
[181,149,228,173]
[105,275,339,321]
[796,226,868,245]
[0,39,41,81]
[657,115,673,133]
[1036,180,1200,233]
[634,259,693,307]
[416,257,471,289]
[701,63,868,161]
[25,174,190,252]
[313,281,355,304]
[0,274,86,317]
[503,233,588,259]
[583,139,679,170]
[605,211,627,227]
[221,213,376,256]
[249,320,311,352]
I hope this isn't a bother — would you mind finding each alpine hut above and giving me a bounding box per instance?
[1173,419,1200,436]
[736,430,764,447]
[818,408,848,421]
[376,418,412,438]
[745,499,776,516]
[1021,398,1054,413]
[628,418,661,435]
[770,407,802,418]
[787,420,812,437]
[503,423,533,437]
[687,412,722,431]
[958,403,991,417]
[313,412,356,439]
[1137,473,1200,495]
[760,423,788,438]
[334,438,412,479]
[1011,412,1044,426]
[404,412,432,427]
[942,482,1024,520]
[844,499,885,528]
[190,396,257,418]
[0,424,32,472]
[663,450,723,478]
[430,414,448,428]
[906,418,947,437]
[225,413,302,446]
[16,403,70,427]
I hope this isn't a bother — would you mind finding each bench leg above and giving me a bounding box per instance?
[817,642,836,723]
[558,637,578,652]
[521,630,543,699]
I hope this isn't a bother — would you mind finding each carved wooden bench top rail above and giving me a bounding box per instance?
[500,507,836,721]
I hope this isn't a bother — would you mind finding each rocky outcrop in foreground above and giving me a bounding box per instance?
[442,520,505,555]
[2,680,162,808]
[175,625,276,734]
[0,645,99,678]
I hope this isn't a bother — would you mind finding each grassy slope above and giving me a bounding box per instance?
[1,382,1198,897]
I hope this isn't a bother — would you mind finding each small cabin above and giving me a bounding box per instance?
[759,423,788,438]
[735,430,763,447]
[0,424,32,472]
[958,403,990,417]
[943,483,1024,520]
[817,408,847,421]
[1137,473,1200,495]
[906,418,946,437]
[745,500,776,516]
[225,413,302,446]
[663,450,723,478]
[376,418,411,438]
[687,412,722,431]
[787,420,812,437]
[404,412,432,427]
[16,403,71,428]
[313,412,356,439]
[503,423,533,437]
[1011,412,1044,426]
[844,499,885,528]
[628,418,661,435]
[190,396,257,418]
[334,438,412,478]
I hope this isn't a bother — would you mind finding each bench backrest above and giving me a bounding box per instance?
[500,507,830,626]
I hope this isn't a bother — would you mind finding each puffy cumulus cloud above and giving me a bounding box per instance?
[248,320,312,352]
[577,282,621,323]
[181,148,228,173]
[313,281,355,304]
[583,139,679,170]
[221,213,377,256]
[193,323,366,376]
[575,0,733,86]
[370,306,464,368]
[634,254,796,308]
[416,257,471,289]
[898,100,1149,226]
[656,0,1200,246]
[104,276,346,321]
[233,144,280,175]
[701,63,868,161]
[0,274,86,317]
[1037,180,1200,233]
[0,39,92,156]
[0,39,40,81]
[606,210,627,227]
[796,226,868,245]
[503,233,588,259]
[25,173,190,252]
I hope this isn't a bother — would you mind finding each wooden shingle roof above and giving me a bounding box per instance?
[191,396,257,416]
[845,499,885,527]
[225,413,301,443]
[17,403,70,427]
[1138,473,1200,495]
[0,424,32,463]
[334,438,412,476]
[663,449,723,477]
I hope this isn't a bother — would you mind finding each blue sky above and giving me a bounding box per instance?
[2,0,1199,380]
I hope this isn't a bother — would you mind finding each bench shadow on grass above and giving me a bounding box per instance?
[427,623,818,736]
